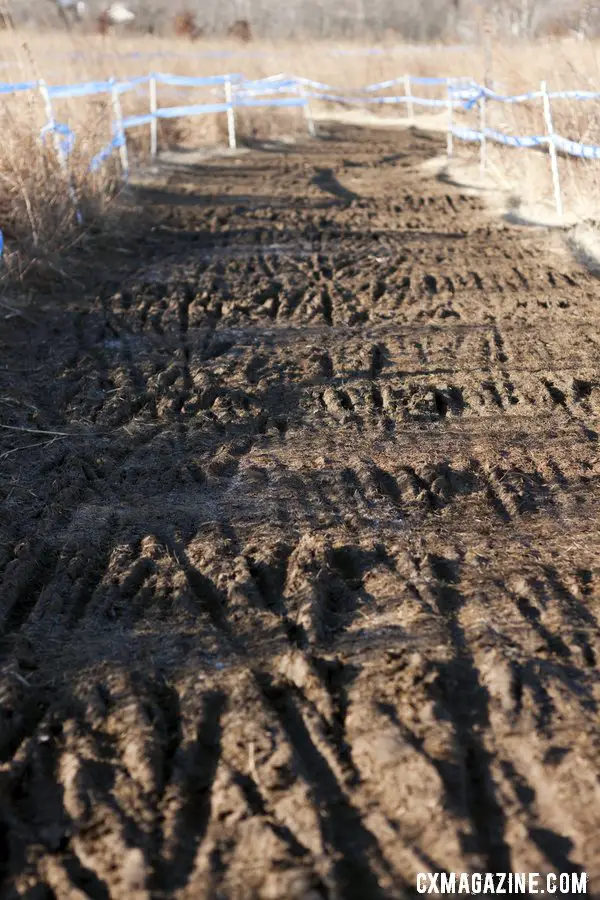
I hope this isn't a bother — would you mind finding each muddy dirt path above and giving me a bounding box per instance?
[1,124,599,899]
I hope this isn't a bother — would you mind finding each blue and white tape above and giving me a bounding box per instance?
[549,89,600,102]
[452,126,548,149]
[40,121,76,156]
[233,95,306,109]
[0,80,37,94]
[89,130,125,172]
[452,124,600,159]
[154,72,241,88]
[364,75,451,92]
[552,134,600,159]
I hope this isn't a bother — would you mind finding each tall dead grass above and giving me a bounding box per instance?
[1,30,600,279]
[451,38,600,222]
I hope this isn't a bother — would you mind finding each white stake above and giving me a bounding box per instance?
[479,92,487,179]
[404,74,414,123]
[110,78,129,180]
[38,78,81,223]
[297,81,316,137]
[38,80,67,172]
[224,77,237,150]
[447,78,454,160]
[149,72,157,160]
[541,80,563,221]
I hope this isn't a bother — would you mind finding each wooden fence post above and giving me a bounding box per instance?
[225,77,237,149]
[404,74,414,123]
[110,78,129,180]
[541,80,563,220]
[149,73,158,160]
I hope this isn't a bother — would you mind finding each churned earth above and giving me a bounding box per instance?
[0,122,599,899]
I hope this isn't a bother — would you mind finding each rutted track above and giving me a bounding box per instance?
[1,123,599,898]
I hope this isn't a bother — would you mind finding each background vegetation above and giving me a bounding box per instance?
[4,0,600,42]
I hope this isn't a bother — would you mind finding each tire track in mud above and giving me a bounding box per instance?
[1,122,600,897]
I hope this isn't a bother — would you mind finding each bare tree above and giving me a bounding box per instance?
[5,0,599,40]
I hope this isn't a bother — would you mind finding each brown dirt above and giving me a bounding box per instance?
[1,123,599,899]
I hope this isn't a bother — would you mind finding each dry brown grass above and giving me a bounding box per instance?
[452,38,600,221]
[1,29,600,276]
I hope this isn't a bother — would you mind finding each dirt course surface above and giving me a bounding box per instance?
[1,123,599,899]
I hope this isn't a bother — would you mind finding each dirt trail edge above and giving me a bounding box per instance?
[0,124,599,899]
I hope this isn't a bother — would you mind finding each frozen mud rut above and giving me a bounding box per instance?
[0,123,598,898]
